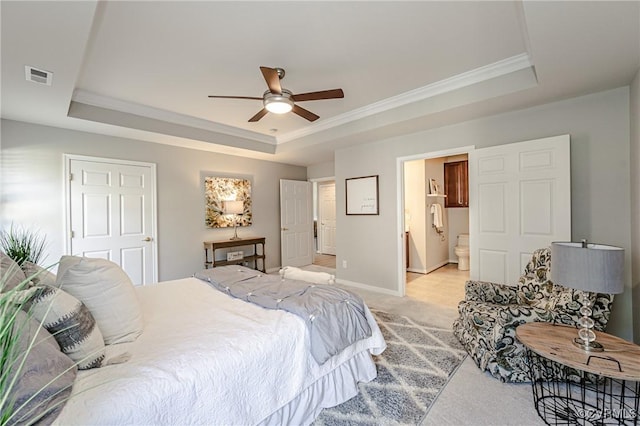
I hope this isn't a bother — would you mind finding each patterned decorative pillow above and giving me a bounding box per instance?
[55,256,144,344]
[21,261,57,287]
[6,310,77,424]
[23,285,106,370]
[1,252,28,292]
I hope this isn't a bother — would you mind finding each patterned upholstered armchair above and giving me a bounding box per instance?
[452,248,615,383]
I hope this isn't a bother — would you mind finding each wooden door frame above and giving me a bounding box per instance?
[63,154,159,282]
[396,146,475,296]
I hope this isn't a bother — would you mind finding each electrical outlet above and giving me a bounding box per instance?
[342,260,347,268]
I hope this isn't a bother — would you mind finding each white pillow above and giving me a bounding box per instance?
[55,256,144,344]
[279,266,336,285]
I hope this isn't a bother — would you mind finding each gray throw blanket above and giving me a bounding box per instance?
[194,266,372,364]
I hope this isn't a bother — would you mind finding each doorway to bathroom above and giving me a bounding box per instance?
[401,146,472,309]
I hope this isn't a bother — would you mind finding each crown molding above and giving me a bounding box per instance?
[71,53,531,148]
[71,90,277,145]
[276,53,533,143]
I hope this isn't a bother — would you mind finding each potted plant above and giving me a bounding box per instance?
[0,225,73,425]
[0,224,48,267]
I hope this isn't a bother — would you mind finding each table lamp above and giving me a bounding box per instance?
[551,240,624,352]
[223,200,244,240]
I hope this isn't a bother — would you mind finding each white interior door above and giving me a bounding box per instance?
[280,179,313,267]
[469,134,571,285]
[66,155,157,285]
[319,182,336,255]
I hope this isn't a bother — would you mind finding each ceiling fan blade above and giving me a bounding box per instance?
[248,108,269,122]
[292,104,319,122]
[260,66,282,94]
[208,95,262,100]
[291,89,344,102]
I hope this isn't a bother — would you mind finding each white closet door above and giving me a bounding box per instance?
[67,155,157,285]
[468,135,571,285]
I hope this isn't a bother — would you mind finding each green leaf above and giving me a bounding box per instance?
[0,224,48,266]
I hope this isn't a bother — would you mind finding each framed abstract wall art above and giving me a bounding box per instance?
[204,177,252,228]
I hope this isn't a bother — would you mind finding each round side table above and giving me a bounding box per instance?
[516,322,640,425]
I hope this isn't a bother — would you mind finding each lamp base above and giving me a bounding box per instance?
[572,338,604,352]
[229,224,240,240]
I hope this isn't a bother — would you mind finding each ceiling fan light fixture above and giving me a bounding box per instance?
[208,67,343,122]
[264,90,294,114]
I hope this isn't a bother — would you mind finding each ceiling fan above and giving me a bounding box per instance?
[208,66,344,123]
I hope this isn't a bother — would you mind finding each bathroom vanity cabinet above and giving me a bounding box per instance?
[444,160,468,208]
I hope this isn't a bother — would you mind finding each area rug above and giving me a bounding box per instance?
[314,309,467,426]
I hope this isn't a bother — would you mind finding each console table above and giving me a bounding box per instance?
[517,322,640,425]
[203,237,265,272]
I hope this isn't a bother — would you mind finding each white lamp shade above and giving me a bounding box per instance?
[551,242,624,294]
[223,200,244,215]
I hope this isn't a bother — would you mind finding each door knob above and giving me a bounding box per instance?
[142,237,152,242]
[281,227,288,231]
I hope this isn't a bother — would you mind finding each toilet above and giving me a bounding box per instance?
[454,234,470,271]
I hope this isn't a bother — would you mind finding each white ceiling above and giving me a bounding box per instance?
[1,1,639,166]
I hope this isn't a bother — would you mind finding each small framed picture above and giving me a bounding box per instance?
[346,175,379,215]
[429,179,440,195]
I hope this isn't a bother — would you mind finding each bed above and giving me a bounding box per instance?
[53,266,386,425]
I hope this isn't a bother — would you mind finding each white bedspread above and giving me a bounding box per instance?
[55,277,385,425]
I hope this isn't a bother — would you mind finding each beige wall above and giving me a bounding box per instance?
[447,208,469,261]
[404,159,427,273]
[335,87,634,341]
[307,161,335,180]
[0,119,306,280]
[424,158,449,271]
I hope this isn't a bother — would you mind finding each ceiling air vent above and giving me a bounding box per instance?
[25,65,53,86]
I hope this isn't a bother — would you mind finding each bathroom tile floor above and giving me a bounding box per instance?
[307,257,467,311]
[406,263,468,310]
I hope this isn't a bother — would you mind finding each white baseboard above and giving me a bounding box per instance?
[407,259,454,275]
[449,258,459,264]
[425,260,450,274]
[336,278,403,297]
[266,267,281,274]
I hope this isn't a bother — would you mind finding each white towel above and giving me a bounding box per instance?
[430,203,443,229]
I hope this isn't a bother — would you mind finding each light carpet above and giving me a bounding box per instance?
[300,265,542,425]
[314,309,467,426]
